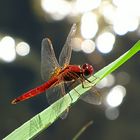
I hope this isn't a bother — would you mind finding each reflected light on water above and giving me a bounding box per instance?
[41,0,71,20]
[105,107,119,120]
[81,39,95,54]
[113,10,139,35]
[16,42,30,56]
[71,37,82,52]
[106,85,126,107]
[116,71,130,85]
[96,74,115,88]
[39,0,140,42]
[0,36,16,62]
[81,12,98,39]
[96,32,115,54]
[100,2,116,24]
[76,0,101,13]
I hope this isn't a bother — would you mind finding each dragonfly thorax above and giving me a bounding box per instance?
[82,63,94,76]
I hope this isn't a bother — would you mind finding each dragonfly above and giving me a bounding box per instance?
[11,24,101,118]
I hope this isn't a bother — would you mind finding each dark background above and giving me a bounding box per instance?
[1,0,140,140]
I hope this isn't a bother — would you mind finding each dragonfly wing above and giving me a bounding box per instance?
[46,84,63,105]
[59,83,69,119]
[41,38,60,81]
[59,23,77,66]
[46,83,69,119]
[80,87,102,105]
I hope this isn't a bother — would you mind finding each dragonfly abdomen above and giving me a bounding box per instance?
[11,77,58,104]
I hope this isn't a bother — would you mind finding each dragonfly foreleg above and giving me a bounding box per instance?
[81,74,99,88]
[65,72,82,98]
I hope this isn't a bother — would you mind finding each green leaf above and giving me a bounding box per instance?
[3,40,140,140]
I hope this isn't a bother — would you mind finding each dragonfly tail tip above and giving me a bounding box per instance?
[11,99,18,104]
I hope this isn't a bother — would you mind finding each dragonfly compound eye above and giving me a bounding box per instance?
[82,63,94,76]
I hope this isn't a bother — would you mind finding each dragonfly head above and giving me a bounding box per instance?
[82,63,94,77]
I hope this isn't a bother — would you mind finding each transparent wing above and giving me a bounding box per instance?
[80,87,102,105]
[46,84,64,105]
[59,83,69,119]
[42,24,77,118]
[41,38,60,81]
[46,83,69,119]
[59,23,77,66]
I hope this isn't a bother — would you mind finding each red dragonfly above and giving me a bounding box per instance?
[12,24,101,117]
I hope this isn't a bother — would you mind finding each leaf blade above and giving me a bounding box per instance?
[3,40,140,140]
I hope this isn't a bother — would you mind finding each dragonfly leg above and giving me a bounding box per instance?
[69,92,73,103]
[80,76,92,88]
[81,80,92,89]
[86,75,98,83]
[73,87,81,96]
[60,83,73,103]
[81,75,99,88]
[68,72,83,96]
[85,78,92,83]
[80,76,101,101]
[80,79,102,104]
[83,75,98,84]
[64,72,82,100]
[66,81,81,100]
[91,75,99,84]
